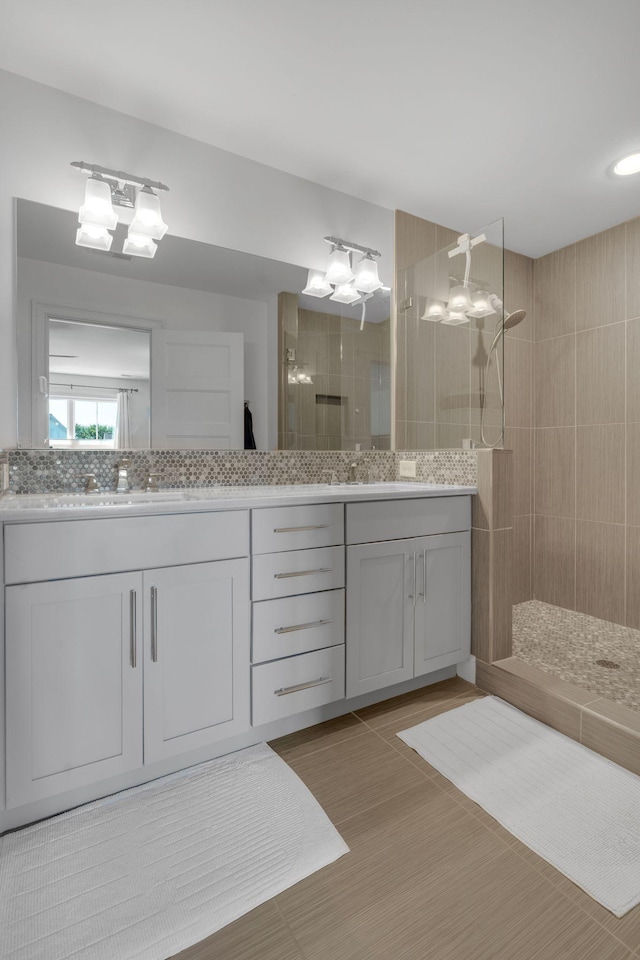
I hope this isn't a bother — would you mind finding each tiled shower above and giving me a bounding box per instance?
[509,213,640,712]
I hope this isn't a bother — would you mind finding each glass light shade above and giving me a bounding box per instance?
[78,177,118,230]
[325,246,354,285]
[442,310,469,325]
[75,223,113,251]
[123,232,158,258]
[330,281,361,304]
[129,187,168,240]
[613,152,640,176]
[421,298,447,321]
[353,255,382,292]
[447,284,473,311]
[467,290,496,318]
[302,268,333,297]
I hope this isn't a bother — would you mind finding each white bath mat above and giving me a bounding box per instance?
[0,743,348,960]
[398,696,640,917]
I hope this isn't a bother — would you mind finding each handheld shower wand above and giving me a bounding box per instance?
[480,305,526,448]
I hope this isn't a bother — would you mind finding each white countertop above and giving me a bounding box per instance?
[0,482,476,522]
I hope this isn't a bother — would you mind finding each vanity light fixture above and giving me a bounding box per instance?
[71,161,169,256]
[421,298,448,322]
[447,284,473,312]
[613,152,640,176]
[441,310,470,325]
[330,281,362,304]
[302,269,334,297]
[467,289,496,319]
[325,244,355,285]
[353,253,383,293]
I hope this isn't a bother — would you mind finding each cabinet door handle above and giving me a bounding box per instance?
[408,551,416,601]
[275,618,333,635]
[150,586,158,662]
[418,550,425,603]
[423,549,428,604]
[274,568,332,579]
[274,677,332,696]
[273,524,330,533]
[129,589,137,668]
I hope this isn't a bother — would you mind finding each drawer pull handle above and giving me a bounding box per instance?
[274,568,332,579]
[274,677,332,696]
[273,524,330,533]
[151,586,158,662]
[275,618,334,635]
[129,590,137,669]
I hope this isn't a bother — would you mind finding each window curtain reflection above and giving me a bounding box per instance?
[116,389,131,448]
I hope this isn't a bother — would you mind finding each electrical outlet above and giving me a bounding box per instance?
[398,459,417,479]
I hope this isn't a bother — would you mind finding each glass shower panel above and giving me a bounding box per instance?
[396,217,504,449]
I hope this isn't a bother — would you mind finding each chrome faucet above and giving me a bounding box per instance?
[116,458,131,493]
[348,461,358,484]
[81,473,99,493]
[145,472,163,492]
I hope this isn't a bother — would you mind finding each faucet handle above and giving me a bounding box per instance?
[145,472,164,492]
[81,473,99,493]
[117,458,131,468]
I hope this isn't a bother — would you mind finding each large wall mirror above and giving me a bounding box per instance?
[16,199,392,452]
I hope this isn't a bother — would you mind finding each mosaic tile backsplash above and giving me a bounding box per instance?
[4,449,477,495]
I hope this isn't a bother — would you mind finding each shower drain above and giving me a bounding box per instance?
[595,659,621,669]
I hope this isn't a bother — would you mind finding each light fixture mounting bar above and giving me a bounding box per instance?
[70,161,170,192]
[323,236,381,259]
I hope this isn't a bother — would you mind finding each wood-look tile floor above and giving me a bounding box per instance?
[171,677,640,960]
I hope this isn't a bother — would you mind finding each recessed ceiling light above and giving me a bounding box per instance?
[613,153,640,176]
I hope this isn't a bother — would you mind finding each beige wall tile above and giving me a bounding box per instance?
[472,450,491,529]
[504,248,534,341]
[471,527,491,661]
[575,323,625,425]
[405,315,435,422]
[492,449,514,530]
[575,520,625,623]
[575,223,625,331]
[534,515,576,609]
[476,662,582,740]
[395,210,437,271]
[534,335,575,428]
[505,337,533,429]
[626,318,640,421]
[404,421,436,449]
[625,214,640,320]
[576,424,625,523]
[394,314,406,424]
[534,245,576,341]
[534,427,575,518]
[492,527,513,660]
[513,515,532,603]
[505,427,532,517]
[626,422,640,526]
[496,658,600,705]
[435,423,470,449]
[581,705,640,776]
[435,325,470,425]
[626,525,640,629]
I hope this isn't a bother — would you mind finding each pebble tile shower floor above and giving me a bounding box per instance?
[512,600,640,712]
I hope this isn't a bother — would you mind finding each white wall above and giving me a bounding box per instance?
[0,69,394,448]
[17,257,269,449]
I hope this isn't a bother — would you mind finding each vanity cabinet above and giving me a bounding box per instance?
[5,573,144,808]
[250,503,346,726]
[4,511,251,809]
[345,499,470,698]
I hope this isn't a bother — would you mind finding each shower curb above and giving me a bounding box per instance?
[476,657,640,776]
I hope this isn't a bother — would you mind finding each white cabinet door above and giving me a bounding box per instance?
[5,573,143,808]
[151,330,244,448]
[143,559,250,764]
[413,532,471,676]
[346,540,415,697]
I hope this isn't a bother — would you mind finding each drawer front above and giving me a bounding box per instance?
[252,645,345,726]
[4,510,250,584]
[252,503,344,555]
[252,546,345,601]
[252,589,345,663]
[346,496,471,545]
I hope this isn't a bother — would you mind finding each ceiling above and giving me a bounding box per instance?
[49,320,150,380]
[3,0,640,257]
